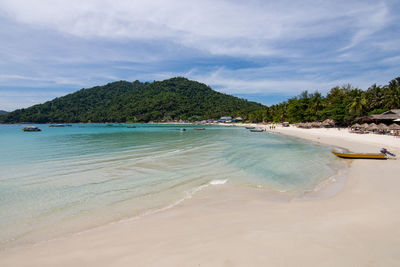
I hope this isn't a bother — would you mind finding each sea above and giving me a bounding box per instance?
[0,123,345,249]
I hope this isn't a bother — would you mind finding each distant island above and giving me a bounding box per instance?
[0,76,399,125]
[0,110,8,115]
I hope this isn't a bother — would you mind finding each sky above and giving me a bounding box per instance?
[0,0,399,111]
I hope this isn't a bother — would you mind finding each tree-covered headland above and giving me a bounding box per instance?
[0,77,264,123]
[1,76,399,125]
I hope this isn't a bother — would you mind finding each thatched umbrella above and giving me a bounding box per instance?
[311,122,321,128]
[296,123,304,128]
[388,123,400,130]
[360,123,369,128]
[304,122,312,129]
[351,123,361,128]
[322,118,335,128]
[377,123,389,130]
[367,123,378,131]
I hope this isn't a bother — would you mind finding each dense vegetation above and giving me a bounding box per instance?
[246,77,400,125]
[0,77,264,123]
[1,76,399,125]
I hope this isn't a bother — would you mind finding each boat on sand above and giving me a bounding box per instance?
[332,151,386,159]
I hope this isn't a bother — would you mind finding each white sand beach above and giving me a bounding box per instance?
[1,126,400,267]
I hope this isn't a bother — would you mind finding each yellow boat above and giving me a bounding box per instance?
[332,151,386,159]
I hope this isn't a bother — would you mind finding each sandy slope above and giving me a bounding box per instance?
[1,126,400,267]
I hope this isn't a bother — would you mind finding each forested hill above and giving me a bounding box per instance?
[0,77,264,123]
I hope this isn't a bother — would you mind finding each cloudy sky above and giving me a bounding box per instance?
[1,0,399,111]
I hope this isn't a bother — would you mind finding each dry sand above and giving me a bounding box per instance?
[1,126,400,267]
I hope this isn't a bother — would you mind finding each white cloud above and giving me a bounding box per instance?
[184,64,399,96]
[0,0,399,110]
[0,0,394,57]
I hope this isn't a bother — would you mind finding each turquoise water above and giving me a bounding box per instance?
[0,124,342,248]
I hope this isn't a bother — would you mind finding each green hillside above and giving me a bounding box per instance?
[0,77,264,123]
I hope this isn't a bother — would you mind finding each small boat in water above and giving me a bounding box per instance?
[332,151,386,159]
[49,124,72,127]
[245,126,255,129]
[23,126,41,132]
[194,128,205,130]
[250,128,264,132]
[126,126,136,128]
[179,128,186,131]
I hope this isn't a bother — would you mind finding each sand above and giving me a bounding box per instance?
[1,125,400,267]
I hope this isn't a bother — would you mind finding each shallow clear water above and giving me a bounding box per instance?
[0,124,343,248]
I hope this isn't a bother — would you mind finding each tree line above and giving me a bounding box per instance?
[1,76,399,125]
[245,77,400,125]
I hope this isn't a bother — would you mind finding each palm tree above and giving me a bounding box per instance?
[309,92,323,120]
[349,96,365,116]
[385,77,400,109]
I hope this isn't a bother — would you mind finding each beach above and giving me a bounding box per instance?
[1,125,400,266]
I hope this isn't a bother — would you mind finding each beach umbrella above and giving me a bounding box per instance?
[377,123,388,130]
[351,123,361,128]
[395,118,400,122]
[311,122,321,128]
[367,123,378,131]
[388,123,400,130]
[361,123,369,128]
[322,118,335,127]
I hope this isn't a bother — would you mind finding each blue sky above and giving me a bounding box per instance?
[1,0,399,111]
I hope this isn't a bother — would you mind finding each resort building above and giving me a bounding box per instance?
[358,109,400,125]
[219,116,232,123]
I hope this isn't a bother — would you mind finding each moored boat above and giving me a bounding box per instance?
[332,151,386,159]
[23,126,41,132]
[245,126,255,129]
[250,128,264,132]
[49,124,72,127]
[194,128,205,130]
[126,126,136,128]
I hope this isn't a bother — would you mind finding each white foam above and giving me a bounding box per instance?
[209,179,228,185]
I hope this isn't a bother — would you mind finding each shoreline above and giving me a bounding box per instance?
[1,125,400,266]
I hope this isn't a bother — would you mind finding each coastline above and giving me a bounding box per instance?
[1,125,400,266]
